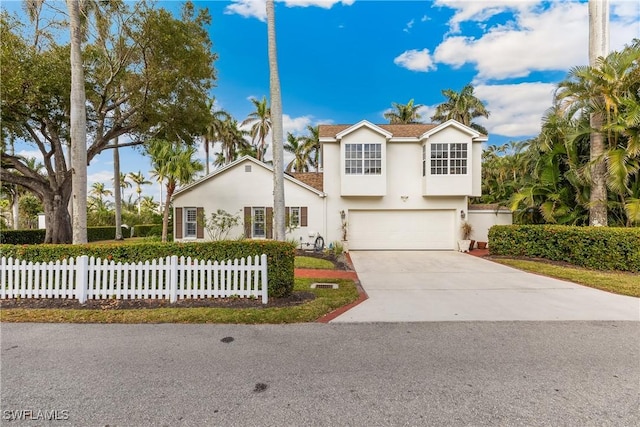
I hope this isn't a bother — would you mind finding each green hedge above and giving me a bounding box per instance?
[488,225,640,272]
[0,227,130,244]
[0,229,46,245]
[0,240,295,297]
[132,224,162,237]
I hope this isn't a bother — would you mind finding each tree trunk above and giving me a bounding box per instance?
[588,0,609,226]
[161,181,175,243]
[43,191,72,244]
[67,0,88,243]
[113,136,123,240]
[266,0,286,241]
[12,193,19,230]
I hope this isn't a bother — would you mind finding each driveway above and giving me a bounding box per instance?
[330,251,640,322]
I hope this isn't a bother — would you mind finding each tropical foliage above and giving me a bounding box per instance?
[479,41,640,227]
[431,83,490,134]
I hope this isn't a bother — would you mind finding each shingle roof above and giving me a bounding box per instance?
[319,123,438,138]
[289,172,323,192]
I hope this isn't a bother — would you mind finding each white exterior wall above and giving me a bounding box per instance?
[340,127,387,196]
[173,159,325,245]
[324,138,468,248]
[468,210,513,243]
[423,127,478,196]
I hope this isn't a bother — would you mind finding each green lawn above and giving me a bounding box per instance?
[0,278,359,324]
[294,256,335,269]
[492,258,640,297]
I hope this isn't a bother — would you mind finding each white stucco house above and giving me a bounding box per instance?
[173,119,511,249]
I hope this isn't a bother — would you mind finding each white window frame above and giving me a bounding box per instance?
[184,207,198,238]
[289,207,301,228]
[252,207,266,238]
[429,143,467,175]
[345,143,382,175]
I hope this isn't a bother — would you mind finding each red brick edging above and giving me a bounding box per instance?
[294,253,369,323]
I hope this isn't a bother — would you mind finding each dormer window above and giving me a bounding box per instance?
[345,143,382,175]
[429,143,467,175]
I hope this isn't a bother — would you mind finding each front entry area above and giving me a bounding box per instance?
[348,210,455,250]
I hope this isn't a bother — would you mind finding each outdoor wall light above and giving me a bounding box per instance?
[401,195,408,202]
[460,210,466,219]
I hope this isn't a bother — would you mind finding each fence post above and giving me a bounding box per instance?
[169,255,178,303]
[76,255,88,304]
[261,254,268,304]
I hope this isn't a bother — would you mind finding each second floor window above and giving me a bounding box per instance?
[430,143,467,175]
[345,143,382,175]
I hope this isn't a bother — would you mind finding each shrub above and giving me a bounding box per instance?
[488,225,640,272]
[0,229,46,244]
[0,240,295,297]
[87,226,131,242]
[132,224,162,237]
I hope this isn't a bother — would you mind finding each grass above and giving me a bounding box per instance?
[492,258,640,297]
[294,256,335,270]
[0,278,359,324]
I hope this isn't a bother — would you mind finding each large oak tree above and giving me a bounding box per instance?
[1,2,217,242]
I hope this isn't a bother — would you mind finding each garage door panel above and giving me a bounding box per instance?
[349,210,454,250]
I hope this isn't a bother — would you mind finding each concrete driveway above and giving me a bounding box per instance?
[330,251,640,322]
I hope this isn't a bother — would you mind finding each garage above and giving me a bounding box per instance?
[348,210,455,250]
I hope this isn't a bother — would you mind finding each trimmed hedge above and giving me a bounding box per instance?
[132,224,162,237]
[0,227,131,244]
[0,240,295,297]
[488,225,640,272]
[0,229,46,245]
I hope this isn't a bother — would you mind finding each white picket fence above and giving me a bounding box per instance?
[0,255,268,304]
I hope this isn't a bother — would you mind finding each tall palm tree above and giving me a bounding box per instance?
[242,96,271,162]
[431,84,490,134]
[147,140,203,242]
[219,118,250,164]
[384,99,424,124]
[128,171,151,216]
[113,172,131,201]
[586,0,610,226]
[266,0,285,241]
[66,0,89,243]
[284,132,311,172]
[300,125,321,171]
[202,97,231,174]
[89,182,113,204]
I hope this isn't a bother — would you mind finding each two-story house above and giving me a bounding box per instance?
[172,119,493,250]
[319,119,485,250]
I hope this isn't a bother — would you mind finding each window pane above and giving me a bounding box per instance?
[253,207,265,238]
[185,208,197,237]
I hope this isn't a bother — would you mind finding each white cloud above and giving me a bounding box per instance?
[87,170,116,189]
[225,0,355,21]
[393,48,436,72]
[16,149,44,164]
[403,19,414,33]
[474,82,556,137]
[432,1,640,81]
[434,0,536,34]
[421,15,430,22]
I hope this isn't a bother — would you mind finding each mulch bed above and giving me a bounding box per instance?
[0,292,316,310]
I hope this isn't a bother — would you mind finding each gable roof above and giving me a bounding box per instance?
[319,120,487,141]
[174,156,326,198]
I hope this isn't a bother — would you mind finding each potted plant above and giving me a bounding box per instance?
[458,221,473,252]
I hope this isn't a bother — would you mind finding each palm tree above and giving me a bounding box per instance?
[202,98,231,174]
[431,84,490,134]
[128,171,151,216]
[147,140,203,242]
[384,99,424,124]
[557,42,639,226]
[66,0,89,243]
[284,132,310,172]
[242,96,271,162]
[300,125,321,171]
[89,182,113,204]
[219,118,250,165]
[266,0,285,241]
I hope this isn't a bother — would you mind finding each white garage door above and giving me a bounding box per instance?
[349,210,455,250]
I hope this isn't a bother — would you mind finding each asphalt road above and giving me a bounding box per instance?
[1,322,638,426]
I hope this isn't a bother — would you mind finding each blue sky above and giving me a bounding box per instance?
[4,0,639,204]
